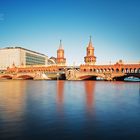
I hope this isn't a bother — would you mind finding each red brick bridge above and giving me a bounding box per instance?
[66,62,140,81]
[0,62,140,81]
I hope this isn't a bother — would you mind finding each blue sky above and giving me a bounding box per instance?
[0,0,140,65]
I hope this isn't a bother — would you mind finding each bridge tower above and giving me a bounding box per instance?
[56,40,66,66]
[84,36,96,65]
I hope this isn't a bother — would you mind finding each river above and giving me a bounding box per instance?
[0,80,140,140]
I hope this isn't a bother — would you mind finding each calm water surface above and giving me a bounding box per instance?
[0,80,140,140]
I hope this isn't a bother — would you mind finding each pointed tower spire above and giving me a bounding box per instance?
[59,40,62,49]
[90,35,92,43]
[88,35,93,47]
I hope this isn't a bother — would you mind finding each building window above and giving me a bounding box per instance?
[26,53,45,65]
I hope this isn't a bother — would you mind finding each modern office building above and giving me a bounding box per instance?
[0,47,48,69]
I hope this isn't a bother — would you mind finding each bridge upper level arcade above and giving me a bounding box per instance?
[80,63,140,74]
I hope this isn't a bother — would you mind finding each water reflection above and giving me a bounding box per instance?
[56,80,65,121]
[0,80,26,118]
[56,80,65,113]
[139,83,140,96]
[0,80,26,139]
[57,81,64,105]
[0,80,140,140]
[84,81,96,114]
[83,81,96,137]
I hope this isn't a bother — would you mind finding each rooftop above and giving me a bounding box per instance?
[1,47,47,57]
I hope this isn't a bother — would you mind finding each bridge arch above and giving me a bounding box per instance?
[130,68,133,73]
[90,68,92,72]
[124,76,140,81]
[98,69,101,73]
[124,68,127,73]
[121,68,124,73]
[96,69,99,73]
[138,68,140,73]
[84,69,86,72]
[100,69,103,73]
[107,68,111,72]
[128,68,131,73]
[113,73,140,81]
[79,75,97,80]
[17,75,34,80]
[134,68,137,73]
[116,68,119,73]
[111,68,114,72]
[0,75,13,79]
[103,68,107,72]
[93,69,96,72]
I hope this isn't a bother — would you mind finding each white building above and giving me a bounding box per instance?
[0,47,48,70]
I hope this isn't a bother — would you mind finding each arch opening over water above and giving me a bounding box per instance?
[0,75,13,79]
[124,76,140,82]
[80,75,97,80]
[17,75,34,80]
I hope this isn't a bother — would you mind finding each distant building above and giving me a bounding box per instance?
[48,57,57,65]
[84,36,96,65]
[0,47,48,69]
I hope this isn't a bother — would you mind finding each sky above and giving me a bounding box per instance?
[0,0,140,65]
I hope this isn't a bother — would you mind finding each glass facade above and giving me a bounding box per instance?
[26,52,45,65]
